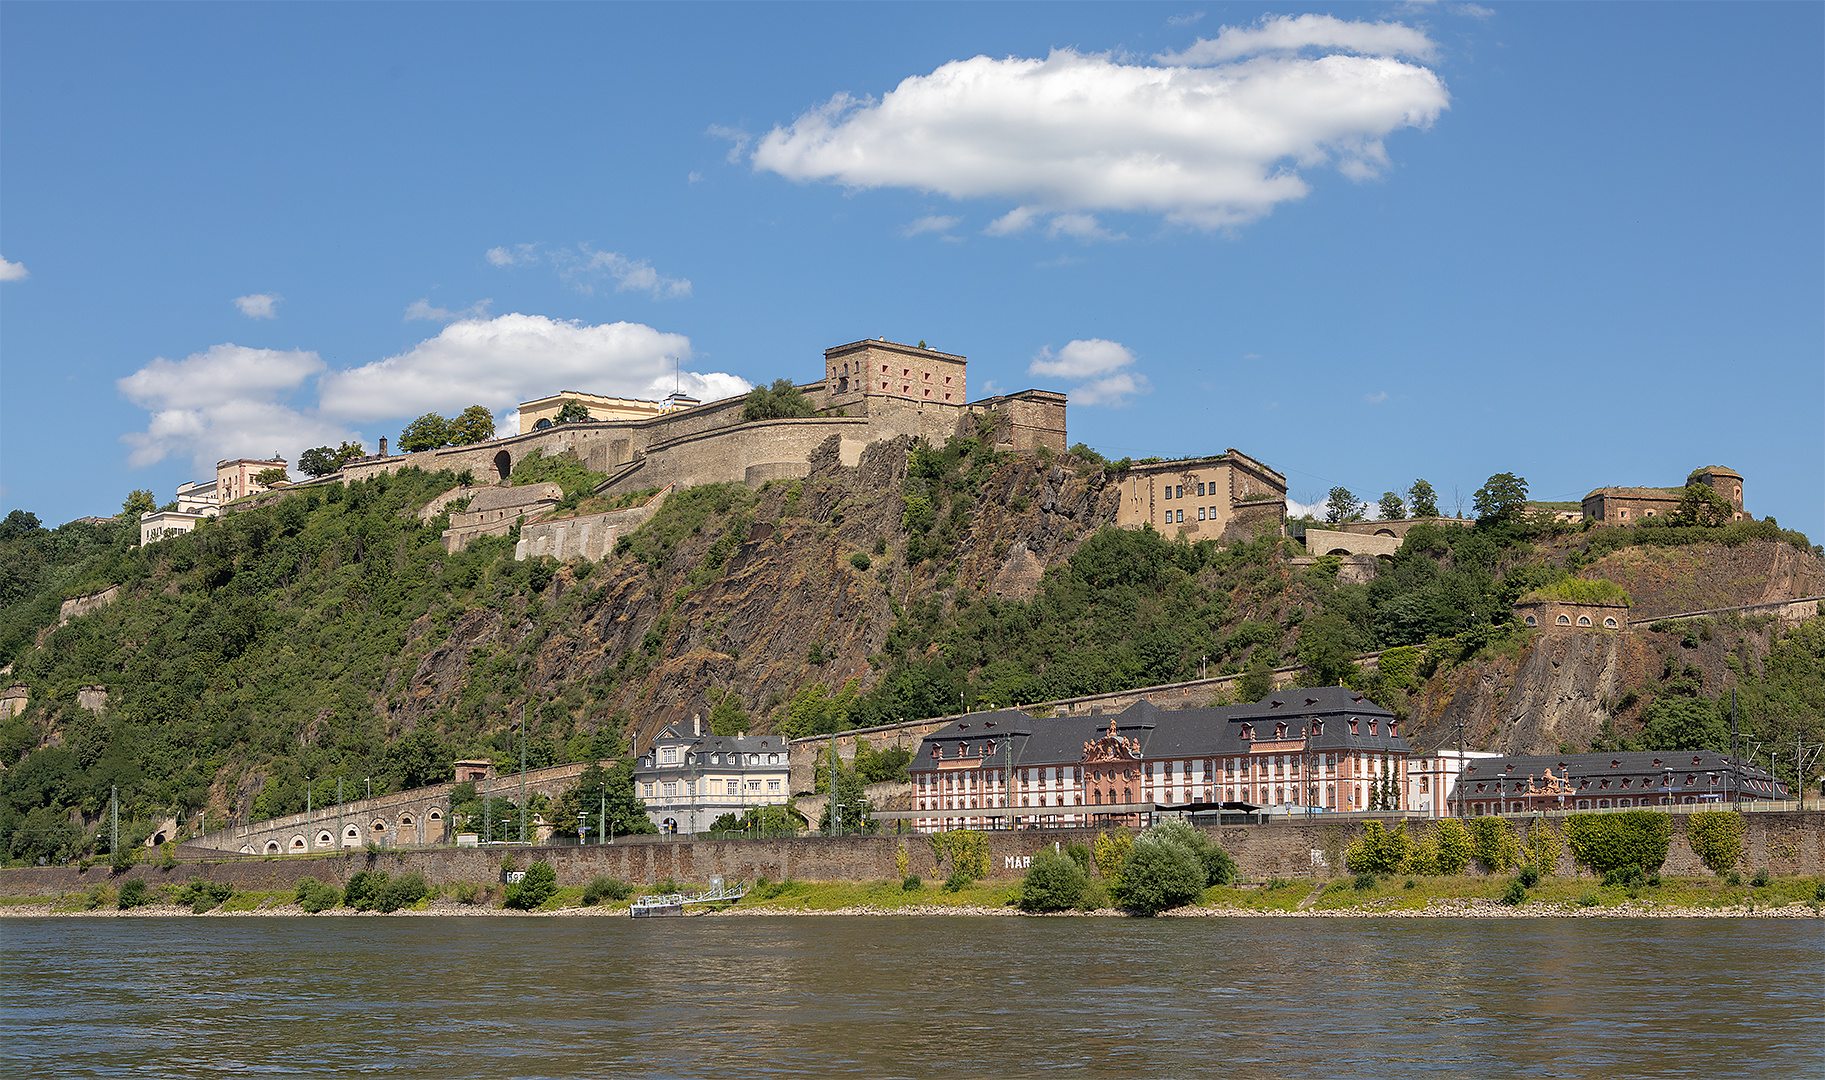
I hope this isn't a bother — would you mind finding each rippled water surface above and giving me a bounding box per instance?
[4,916,1820,1078]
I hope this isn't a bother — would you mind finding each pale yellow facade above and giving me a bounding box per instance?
[216,457,287,504]
[517,391,700,433]
[1115,450,1287,537]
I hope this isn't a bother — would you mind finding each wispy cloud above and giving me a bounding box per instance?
[487,243,692,300]
[1167,12,1205,28]
[233,293,281,319]
[0,255,27,282]
[1364,390,1389,404]
[404,298,493,322]
[901,214,962,237]
[706,124,753,163]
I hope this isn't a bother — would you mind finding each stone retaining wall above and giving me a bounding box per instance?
[8,812,1815,898]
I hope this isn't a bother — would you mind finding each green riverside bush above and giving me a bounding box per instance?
[1685,811,1745,874]
[374,872,428,913]
[504,861,557,910]
[1018,847,1089,912]
[117,879,151,909]
[582,876,634,905]
[344,870,387,912]
[295,876,341,913]
[1116,824,1210,915]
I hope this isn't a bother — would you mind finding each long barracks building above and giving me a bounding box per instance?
[906,687,1411,833]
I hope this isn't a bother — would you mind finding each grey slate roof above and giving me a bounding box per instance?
[1457,750,1792,801]
[909,687,1411,774]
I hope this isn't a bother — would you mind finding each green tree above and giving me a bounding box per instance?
[504,860,557,909]
[706,691,750,736]
[742,378,816,422]
[1378,492,1405,521]
[553,398,592,424]
[0,510,42,540]
[449,405,497,444]
[600,759,657,836]
[1018,846,1090,911]
[1296,611,1358,687]
[1673,483,1737,527]
[1238,650,1275,702]
[1407,479,1439,518]
[120,489,157,518]
[253,467,289,487]
[1116,823,1210,914]
[1638,696,1728,752]
[1473,473,1529,528]
[1324,486,1363,524]
[298,441,365,477]
[817,758,873,834]
[398,412,452,452]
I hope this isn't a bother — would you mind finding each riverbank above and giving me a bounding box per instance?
[4,873,1822,919]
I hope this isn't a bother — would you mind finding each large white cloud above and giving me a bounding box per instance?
[117,344,351,469]
[0,256,28,282]
[750,22,1447,231]
[318,313,746,424]
[120,315,751,472]
[1029,338,1151,406]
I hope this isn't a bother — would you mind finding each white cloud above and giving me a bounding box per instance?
[405,297,493,322]
[318,313,744,423]
[489,243,691,299]
[1029,338,1137,379]
[1029,338,1150,405]
[901,214,962,237]
[1364,390,1389,404]
[688,170,704,184]
[116,344,347,469]
[1286,495,1325,519]
[1159,14,1439,65]
[1453,4,1496,20]
[750,30,1447,231]
[0,256,27,282]
[552,245,692,300]
[1067,372,1151,406]
[1167,12,1205,28]
[1047,213,1122,241]
[707,124,753,164]
[233,293,281,319]
[486,244,539,267]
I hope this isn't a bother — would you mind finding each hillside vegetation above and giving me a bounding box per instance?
[1,437,1821,865]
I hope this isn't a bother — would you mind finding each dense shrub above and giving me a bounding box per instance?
[901,875,922,892]
[1018,847,1089,912]
[344,870,386,912]
[1564,811,1673,874]
[1408,819,1474,875]
[117,879,152,908]
[1501,880,1528,906]
[929,830,990,883]
[1521,822,1563,873]
[295,876,341,913]
[177,880,235,913]
[1116,830,1208,915]
[582,876,633,905]
[1685,810,1745,874]
[504,861,557,910]
[374,872,428,913]
[1346,821,1412,874]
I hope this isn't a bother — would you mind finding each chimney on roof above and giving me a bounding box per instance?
[692,713,701,737]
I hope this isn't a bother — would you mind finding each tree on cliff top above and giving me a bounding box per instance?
[1407,479,1440,518]
[449,405,498,444]
[398,412,452,452]
[1324,487,1363,524]
[1473,472,1529,528]
[742,379,815,422]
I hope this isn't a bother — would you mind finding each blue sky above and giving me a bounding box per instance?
[3,2,1820,536]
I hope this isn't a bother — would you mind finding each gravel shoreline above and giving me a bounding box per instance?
[5,898,1819,919]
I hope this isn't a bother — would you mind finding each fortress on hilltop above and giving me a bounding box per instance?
[338,337,1069,499]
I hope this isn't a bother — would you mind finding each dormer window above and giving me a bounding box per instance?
[1275,722,1287,739]
[1312,720,1324,736]
[1240,723,1254,740]
[1388,720,1398,737]
[1349,719,1359,735]
[960,743,969,757]
[1369,720,1377,736]
[660,747,679,764]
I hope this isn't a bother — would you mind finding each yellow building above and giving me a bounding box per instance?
[216,456,287,504]
[517,390,701,433]
[1114,450,1287,540]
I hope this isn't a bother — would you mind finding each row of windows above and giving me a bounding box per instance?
[656,746,782,767]
[1162,506,1221,524]
[920,753,1394,785]
[644,778,783,799]
[1162,481,1219,499]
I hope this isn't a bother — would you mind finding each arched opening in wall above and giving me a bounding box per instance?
[402,814,417,827]
[343,825,361,845]
[316,831,333,846]
[152,831,167,845]
[1374,529,1396,538]
[533,418,552,431]
[1557,615,1572,625]
[1603,618,1618,629]
[240,845,255,855]
[1524,615,1538,627]
[373,821,387,833]
[290,836,306,851]
[1577,616,1592,627]
[265,841,281,853]
[1326,548,1351,557]
[494,450,512,481]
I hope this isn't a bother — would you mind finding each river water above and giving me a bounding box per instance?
[4,916,1820,1079]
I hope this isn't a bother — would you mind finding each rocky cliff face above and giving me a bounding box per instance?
[386,438,1120,752]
